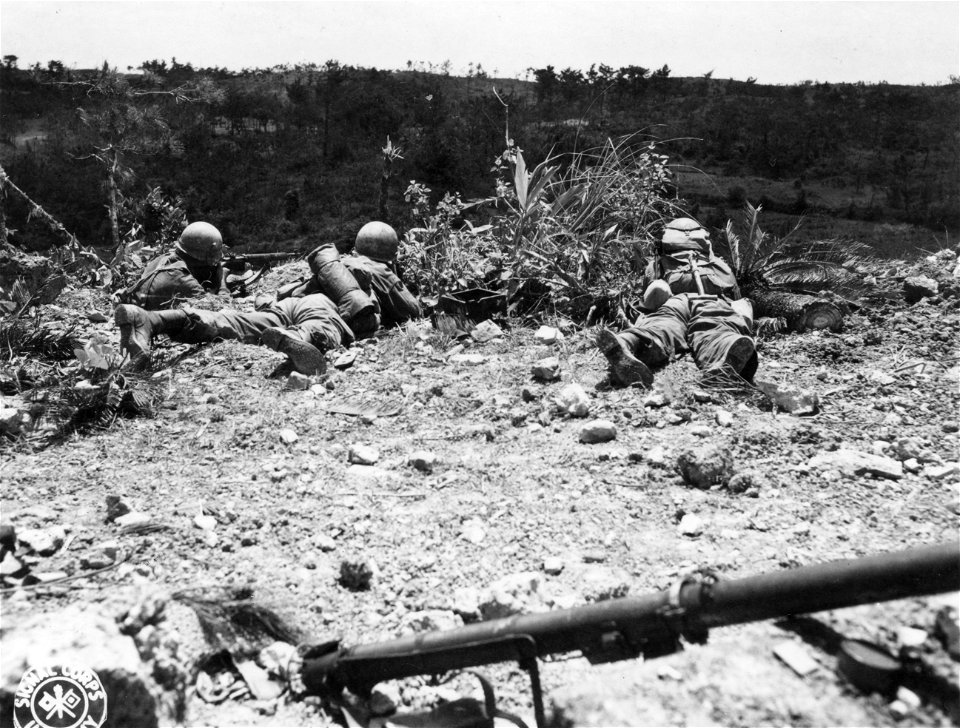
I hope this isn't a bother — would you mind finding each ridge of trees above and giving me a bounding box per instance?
[1,56,957,253]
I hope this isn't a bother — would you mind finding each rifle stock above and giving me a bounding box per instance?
[300,541,959,711]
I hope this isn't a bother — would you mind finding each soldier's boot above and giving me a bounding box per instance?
[307,244,376,321]
[703,335,758,383]
[114,305,189,359]
[261,327,327,376]
[595,328,654,388]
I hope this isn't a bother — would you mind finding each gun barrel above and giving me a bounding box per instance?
[302,541,959,694]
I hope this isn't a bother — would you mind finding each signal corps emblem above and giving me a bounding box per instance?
[12,665,107,728]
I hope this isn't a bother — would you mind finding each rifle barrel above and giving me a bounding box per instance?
[302,540,959,694]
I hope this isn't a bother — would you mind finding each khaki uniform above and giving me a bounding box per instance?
[119,252,230,309]
[341,254,422,329]
[172,294,352,351]
[620,242,756,378]
[283,244,421,338]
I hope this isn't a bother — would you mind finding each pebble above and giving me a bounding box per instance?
[114,512,152,529]
[677,514,704,536]
[533,325,564,344]
[715,409,734,427]
[896,686,921,710]
[531,356,562,382]
[17,526,67,556]
[927,462,960,480]
[579,419,616,444]
[314,534,337,552]
[279,428,298,445]
[333,350,358,369]
[727,471,759,494]
[348,445,380,465]
[755,380,820,415]
[451,353,486,366]
[339,560,374,591]
[471,320,504,342]
[409,450,438,473]
[676,445,733,488]
[773,641,819,676]
[903,275,938,303]
[808,448,903,480]
[193,514,217,531]
[582,551,606,564]
[643,392,669,408]
[369,683,402,716]
[543,557,564,575]
[285,372,311,390]
[557,383,591,417]
[897,626,928,648]
[520,387,538,403]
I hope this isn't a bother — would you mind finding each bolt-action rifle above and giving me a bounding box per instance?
[222,251,301,273]
[222,252,302,295]
[295,541,959,728]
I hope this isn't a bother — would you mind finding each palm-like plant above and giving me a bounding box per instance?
[717,202,879,332]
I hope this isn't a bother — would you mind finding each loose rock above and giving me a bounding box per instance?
[808,448,903,480]
[557,383,591,417]
[17,526,66,556]
[285,372,311,390]
[579,419,616,444]
[727,471,760,494]
[543,556,564,575]
[478,572,544,619]
[278,428,298,445]
[339,560,373,591]
[532,356,562,382]
[676,445,733,488]
[348,445,380,465]
[409,450,438,472]
[903,276,939,303]
[678,513,704,536]
[451,353,486,366]
[534,325,564,344]
[471,320,503,342]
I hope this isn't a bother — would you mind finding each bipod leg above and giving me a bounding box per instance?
[509,635,546,728]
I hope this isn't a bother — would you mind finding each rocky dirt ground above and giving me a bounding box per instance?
[1,248,959,728]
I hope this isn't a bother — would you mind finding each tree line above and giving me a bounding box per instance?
[1,56,957,255]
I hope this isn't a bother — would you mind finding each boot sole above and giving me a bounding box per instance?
[114,304,150,360]
[262,328,327,375]
[596,328,654,388]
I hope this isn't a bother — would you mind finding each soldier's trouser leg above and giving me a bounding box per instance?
[687,297,758,380]
[307,243,376,321]
[277,294,354,350]
[179,308,289,344]
[618,294,691,368]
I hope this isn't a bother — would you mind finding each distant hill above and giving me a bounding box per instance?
[1,60,957,255]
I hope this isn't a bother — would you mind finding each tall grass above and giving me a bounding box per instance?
[399,134,684,323]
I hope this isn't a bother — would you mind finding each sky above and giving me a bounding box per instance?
[0,1,957,85]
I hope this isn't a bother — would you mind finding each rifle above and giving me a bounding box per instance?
[297,541,959,727]
[222,251,301,273]
[222,252,302,295]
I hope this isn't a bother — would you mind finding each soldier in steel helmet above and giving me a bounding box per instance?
[117,221,232,309]
[280,220,422,337]
[596,217,757,387]
[113,221,419,376]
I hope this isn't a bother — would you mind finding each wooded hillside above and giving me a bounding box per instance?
[1,57,957,256]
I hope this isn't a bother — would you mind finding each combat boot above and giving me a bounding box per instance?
[596,328,654,388]
[261,327,327,375]
[114,305,189,359]
[703,335,757,383]
[308,244,375,320]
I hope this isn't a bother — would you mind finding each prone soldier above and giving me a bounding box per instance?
[597,217,757,387]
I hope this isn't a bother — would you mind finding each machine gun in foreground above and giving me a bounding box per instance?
[296,541,959,727]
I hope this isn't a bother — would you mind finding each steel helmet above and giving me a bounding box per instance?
[661,217,709,253]
[175,222,224,265]
[354,221,399,262]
